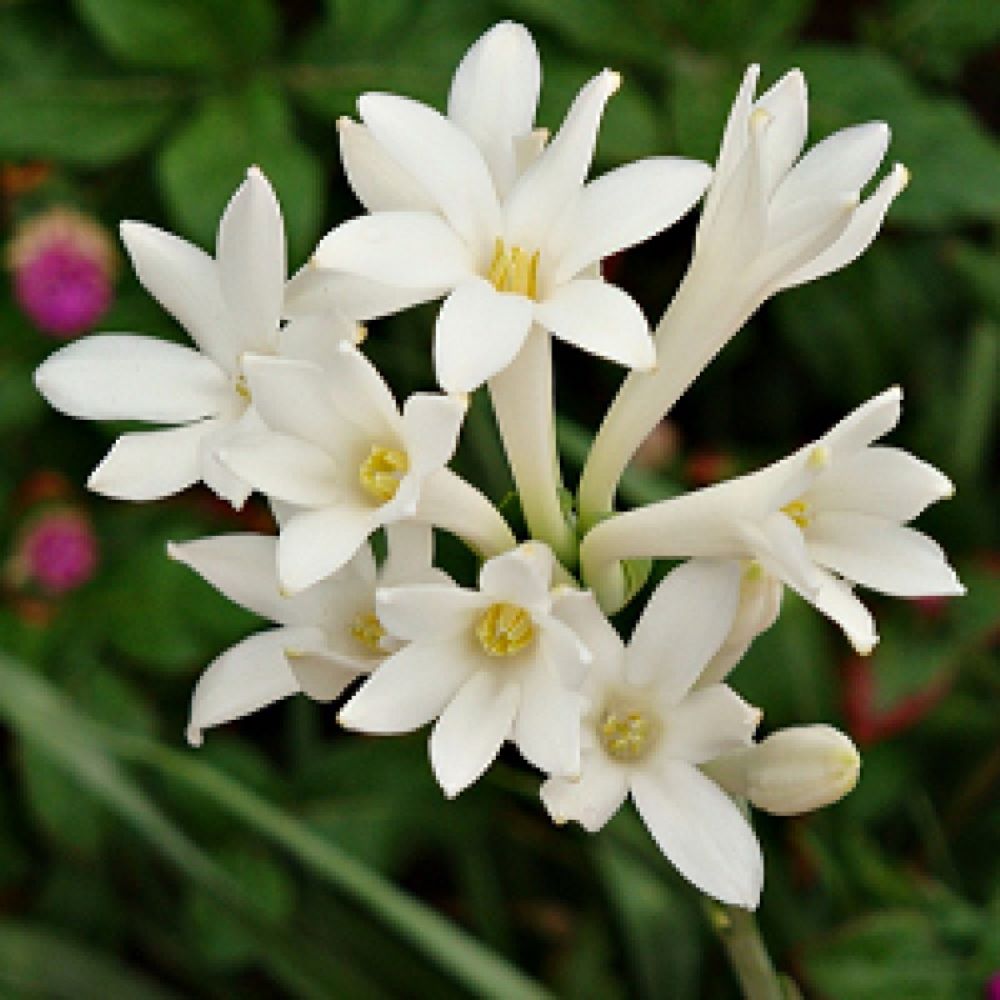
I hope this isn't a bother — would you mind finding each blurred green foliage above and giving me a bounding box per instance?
[0,0,997,996]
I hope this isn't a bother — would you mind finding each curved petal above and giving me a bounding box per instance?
[324,344,403,443]
[339,639,474,734]
[434,279,534,392]
[514,659,584,777]
[447,21,541,198]
[807,569,878,655]
[314,211,474,290]
[288,652,363,702]
[627,560,742,697]
[375,583,484,642]
[198,405,257,508]
[88,419,219,501]
[402,393,466,476]
[540,751,629,831]
[284,267,442,323]
[505,69,621,250]
[187,626,320,746]
[35,334,229,423]
[337,117,436,213]
[430,670,520,797]
[119,221,235,368]
[631,760,763,909]
[807,513,964,597]
[535,279,654,371]
[737,512,823,598]
[660,685,760,764]
[278,313,362,371]
[216,167,284,355]
[479,543,554,612]
[552,589,626,690]
[359,93,500,252]
[820,386,902,459]
[553,157,712,282]
[278,505,378,593]
[755,69,807,196]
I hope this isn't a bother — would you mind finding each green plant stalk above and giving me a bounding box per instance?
[705,902,784,1000]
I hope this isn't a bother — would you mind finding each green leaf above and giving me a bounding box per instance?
[158,83,324,266]
[952,323,999,482]
[73,0,279,71]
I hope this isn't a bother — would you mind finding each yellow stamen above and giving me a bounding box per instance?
[782,499,811,530]
[475,602,535,657]
[350,611,386,652]
[599,708,656,762]
[235,373,251,402]
[488,238,540,299]
[359,445,409,504]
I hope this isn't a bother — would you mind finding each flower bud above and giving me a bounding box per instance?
[7,507,99,594]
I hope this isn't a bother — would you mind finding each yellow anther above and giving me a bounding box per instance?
[599,708,656,762]
[475,602,535,657]
[350,611,386,652]
[488,238,540,299]
[359,445,409,503]
[235,373,252,402]
[743,560,765,583]
[782,499,811,530]
[807,444,831,471]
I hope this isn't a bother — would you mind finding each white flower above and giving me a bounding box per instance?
[215,345,466,593]
[169,523,446,746]
[540,560,765,909]
[311,52,711,391]
[704,725,861,817]
[581,387,963,652]
[33,168,359,506]
[338,543,592,798]
[578,65,908,525]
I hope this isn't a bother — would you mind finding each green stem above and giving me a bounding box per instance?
[705,902,784,1000]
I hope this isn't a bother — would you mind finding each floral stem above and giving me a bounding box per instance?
[705,902,786,1000]
[488,328,577,567]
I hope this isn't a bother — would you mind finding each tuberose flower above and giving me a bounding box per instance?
[34,168,359,506]
[170,522,447,746]
[311,47,711,391]
[217,346,467,592]
[581,387,963,652]
[339,543,592,798]
[541,559,765,909]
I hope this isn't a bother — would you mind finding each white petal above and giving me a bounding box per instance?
[626,560,742,697]
[660,685,760,764]
[755,69,807,196]
[339,639,473,733]
[808,569,878,655]
[447,21,541,199]
[514,659,584,777]
[541,617,593,690]
[278,505,377,593]
[430,670,519,797]
[401,392,466,476]
[375,583,484,642]
[287,652,363,702]
[553,157,711,282]
[479,543,554,612]
[216,167,284,354]
[359,93,500,252]
[821,386,902,459]
[197,405,257,508]
[540,751,629,832]
[535,279,655,371]
[807,445,953,522]
[737,512,823,598]
[337,117,436,213]
[35,335,229,423]
[631,760,763,909]
[314,211,474,290]
[773,122,890,212]
[88,420,218,501]
[119,221,235,368]
[505,70,621,250]
[780,163,908,290]
[434,279,534,392]
[807,512,964,597]
[380,521,441,585]
[284,266,442,322]
[186,626,319,746]
[278,313,362,371]
[328,343,405,443]
[552,589,627,689]
[219,431,340,508]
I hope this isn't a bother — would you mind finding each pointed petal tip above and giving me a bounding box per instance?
[186,725,204,748]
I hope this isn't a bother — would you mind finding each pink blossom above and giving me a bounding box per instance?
[12,509,99,594]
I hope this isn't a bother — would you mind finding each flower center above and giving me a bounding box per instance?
[359,445,409,503]
[487,238,539,299]
[599,707,658,763]
[350,610,386,652]
[781,499,811,530]
[475,602,535,657]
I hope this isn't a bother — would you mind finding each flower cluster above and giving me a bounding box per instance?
[33,22,962,910]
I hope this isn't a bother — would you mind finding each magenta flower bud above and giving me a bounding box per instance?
[987,972,1000,1000]
[8,207,116,337]
[9,508,99,594]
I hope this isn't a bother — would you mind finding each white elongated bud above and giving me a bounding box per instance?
[707,724,860,816]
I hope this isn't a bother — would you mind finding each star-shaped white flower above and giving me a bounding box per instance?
[339,543,593,798]
[311,59,711,392]
[34,168,358,506]
[541,559,765,909]
[216,345,466,593]
[170,522,447,747]
[582,387,963,652]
